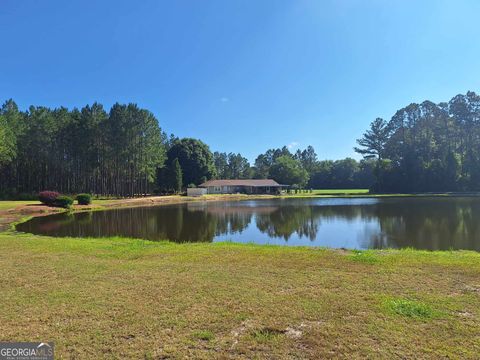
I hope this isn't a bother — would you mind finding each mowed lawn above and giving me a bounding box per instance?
[306,189,369,195]
[0,199,116,211]
[0,233,479,358]
[0,200,41,211]
[283,189,370,197]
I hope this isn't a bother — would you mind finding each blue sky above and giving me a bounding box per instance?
[1,0,480,162]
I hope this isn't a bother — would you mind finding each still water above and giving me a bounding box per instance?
[16,197,480,250]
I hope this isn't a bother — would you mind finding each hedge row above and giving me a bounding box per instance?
[38,191,92,208]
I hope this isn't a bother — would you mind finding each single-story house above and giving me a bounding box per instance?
[199,179,287,194]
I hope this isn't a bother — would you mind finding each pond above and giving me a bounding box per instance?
[16,197,480,250]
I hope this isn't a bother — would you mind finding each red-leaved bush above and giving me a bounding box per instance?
[38,191,60,206]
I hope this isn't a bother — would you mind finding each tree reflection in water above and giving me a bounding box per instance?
[16,197,480,250]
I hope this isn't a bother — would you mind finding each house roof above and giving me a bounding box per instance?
[199,179,282,187]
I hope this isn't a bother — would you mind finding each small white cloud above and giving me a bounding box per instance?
[287,141,299,149]
[220,97,230,103]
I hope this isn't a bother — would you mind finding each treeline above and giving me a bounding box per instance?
[0,98,376,198]
[355,91,480,192]
[0,100,166,197]
[157,141,376,192]
[8,90,480,197]
[252,146,374,189]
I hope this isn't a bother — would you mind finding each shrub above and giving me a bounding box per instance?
[76,193,92,205]
[38,191,60,206]
[54,195,74,209]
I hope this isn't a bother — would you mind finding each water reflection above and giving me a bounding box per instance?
[16,197,480,250]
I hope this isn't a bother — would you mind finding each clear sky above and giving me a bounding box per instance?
[1,0,480,162]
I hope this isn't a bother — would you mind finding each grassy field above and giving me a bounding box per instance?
[282,189,370,197]
[291,189,369,195]
[0,231,479,358]
[0,200,41,211]
[0,199,113,211]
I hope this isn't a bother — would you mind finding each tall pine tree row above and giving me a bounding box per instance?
[0,100,166,197]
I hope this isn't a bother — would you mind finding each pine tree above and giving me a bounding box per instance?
[354,118,390,159]
[172,158,183,193]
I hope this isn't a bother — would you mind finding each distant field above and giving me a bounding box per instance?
[285,189,370,196]
[203,189,370,197]
[0,200,114,211]
[0,200,41,211]
[308,189,369,194]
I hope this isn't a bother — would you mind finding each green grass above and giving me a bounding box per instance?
[202,189,370,196]
[0,231,479,358]
[191,330,215,341]
[0,200,41,210]
[0,199,118,212]
[299,189,369,195]
[280,189,369,197]
[349,249,380,264]
[383,298,439,319]
[251,327,285,343]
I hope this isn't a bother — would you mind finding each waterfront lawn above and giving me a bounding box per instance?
[285,189,370,196]
[0,232,479,358]
[0,200,41,211]
[0,199,118,213]
[308,189,369,194]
